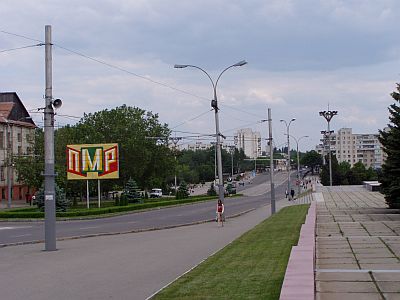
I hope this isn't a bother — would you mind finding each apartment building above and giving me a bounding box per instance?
[234,128,261,159]
[0,92,36,202]
[184,141,233,152]
[316,128,384,169]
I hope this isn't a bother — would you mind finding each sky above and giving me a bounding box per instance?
[1,0,399,152]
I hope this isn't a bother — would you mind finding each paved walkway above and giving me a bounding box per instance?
[0,196,291,300]
[315,186,400,300]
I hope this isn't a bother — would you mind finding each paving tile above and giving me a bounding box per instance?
[316,281,378,293]
[317,258,357,264]
[317,252,355,259]
[316,272,372,282]
[317,263,359,269]
[356,253,395,259]
[377,281,400,293]
[359,263,400,270]
[357,258,399,264]
[353,248,391,254]
[383,293,400,300]
[373,272,400,281]
[316,292,383,300]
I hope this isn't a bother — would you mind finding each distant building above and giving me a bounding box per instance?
[234,128,261,159]
[0,92,36,202]
[316,128,385,169]
[184,141,232,152]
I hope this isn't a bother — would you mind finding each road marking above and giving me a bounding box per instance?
[79,226,100,230]
[11,234,32,238]
[0,226,32,230]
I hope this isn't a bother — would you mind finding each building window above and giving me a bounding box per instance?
[18,146,22,155]
[7,132,11,149]
[0,166,4,181]
[17,132,22,142]
[0,131,3,149]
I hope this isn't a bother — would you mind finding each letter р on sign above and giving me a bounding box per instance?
[66,143,119,180]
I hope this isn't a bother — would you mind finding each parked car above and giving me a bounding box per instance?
[150,188,163,198]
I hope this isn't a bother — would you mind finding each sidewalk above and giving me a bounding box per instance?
[315,186,400,300]
[0,197,291,300]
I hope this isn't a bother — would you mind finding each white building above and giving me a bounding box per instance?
[184,141,233,152]
[316,128,384,169]
[234,128,261,159]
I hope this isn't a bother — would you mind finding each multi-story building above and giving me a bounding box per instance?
[234,128,261,159]
[184,141,233,152]
[316,128,384,169]
[0,92,36,202]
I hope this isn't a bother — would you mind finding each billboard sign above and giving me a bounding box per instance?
[67,143,119,180]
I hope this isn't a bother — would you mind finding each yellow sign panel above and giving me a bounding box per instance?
[67,143,119,180]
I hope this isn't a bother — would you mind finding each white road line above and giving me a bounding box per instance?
[0,226,32,230]
[79,226,100,230]
[11,234,32,238]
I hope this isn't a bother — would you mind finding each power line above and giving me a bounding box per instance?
[1,29,267,122]
[0,43,44,54]
[0,30,43,43]
[170,109,213,129]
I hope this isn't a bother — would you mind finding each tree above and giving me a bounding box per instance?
[300,150,322,174]
[176,180,189,199]
[320,155,341,186]
[379,83,400,208]
[14,128,44,190]
[124,178,141,203]
[36,184,70,212]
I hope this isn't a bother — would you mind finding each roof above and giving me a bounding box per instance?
[0,92,36,128]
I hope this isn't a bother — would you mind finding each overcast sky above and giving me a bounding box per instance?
[1,0,399,151]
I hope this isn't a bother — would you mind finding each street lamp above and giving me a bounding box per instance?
[280,118,296,195]
[174,60,247,204]
[319,110,337,186]
[285,134,309,196]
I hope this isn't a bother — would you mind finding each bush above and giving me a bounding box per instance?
[176,181,189,199]
[207,183,217,196]
[36,184,70,212]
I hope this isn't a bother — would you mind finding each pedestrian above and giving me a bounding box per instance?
[290,188,295,200]
[285,189,289,199]
[216,199,225,226]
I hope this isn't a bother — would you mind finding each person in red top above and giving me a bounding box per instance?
[216,199,225,226]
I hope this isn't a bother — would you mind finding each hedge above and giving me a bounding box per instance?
[0,194,233,219]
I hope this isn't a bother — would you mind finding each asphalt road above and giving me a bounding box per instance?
[0,171,296,246]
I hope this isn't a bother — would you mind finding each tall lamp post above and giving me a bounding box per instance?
[174,60,247,203]
[280,118,296,195]
[285,134,309,195]
[319,110,337,186]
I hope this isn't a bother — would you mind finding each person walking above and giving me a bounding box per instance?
[290,188,295,201]
[216,199,224,227]
[285,189,289,199]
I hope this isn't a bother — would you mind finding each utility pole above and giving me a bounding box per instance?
[6,122,12,208]
[44,25,56,251]
[268,108,275,214]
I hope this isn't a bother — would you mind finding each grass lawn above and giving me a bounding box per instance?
[153,204,310,300]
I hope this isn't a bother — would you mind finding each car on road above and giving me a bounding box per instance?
[150,188,163,198]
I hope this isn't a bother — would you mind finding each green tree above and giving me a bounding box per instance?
[36,184,70,212]
[320,155,341,186]
[300,150,322,175]
[14,128,44,190]
[379,83,400,208]
[124,178,141,203]
[176,180,189,199]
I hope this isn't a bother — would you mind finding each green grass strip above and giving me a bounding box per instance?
[153,204,310,300]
